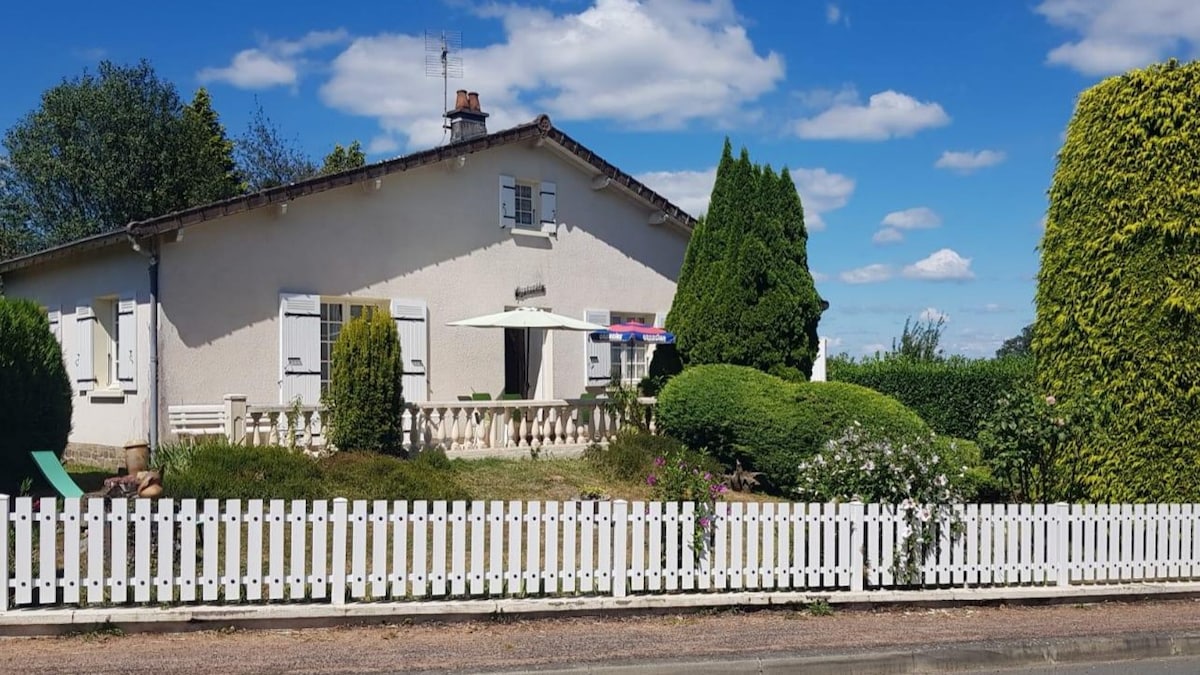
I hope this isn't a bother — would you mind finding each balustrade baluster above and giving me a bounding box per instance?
[267,411,281,445]
[302,411,315,449]
[565,406,578,445]
[552,406,565,445]
[518,407,530,448]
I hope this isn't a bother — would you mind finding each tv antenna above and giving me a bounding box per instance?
[425,30,463,131]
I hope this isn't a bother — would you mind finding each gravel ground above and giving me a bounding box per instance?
[4,599,1200,674]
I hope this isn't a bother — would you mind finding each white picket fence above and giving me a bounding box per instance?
[3,496,1199,612]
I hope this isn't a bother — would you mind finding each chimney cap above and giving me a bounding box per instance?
[468,91,481,112]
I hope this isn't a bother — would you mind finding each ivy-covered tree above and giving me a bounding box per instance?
[0,60,242,252]
[667,139,825,379]
[1034,59,1200,502]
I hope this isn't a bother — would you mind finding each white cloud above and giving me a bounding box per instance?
[881,206,941,230]
[918,307,949,323]
[861,343,887,355]
[934,149,1007,173]
[872,227,904,244]
[319,0,785,149]
[839,263,893,284]
[793,85,858,110]
[811,270,829,282]
[198,29,350,89]
[366,135,400,155]
[902,248,975,281]
[793,90,950,141]
[1035,0,1200,75]
[634,164,854,228]
[826,4,841,24]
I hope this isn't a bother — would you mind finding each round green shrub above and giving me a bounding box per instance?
[750,381,929,493]
[1035,59,1200,501]
[324,308,404,454]
[656,365,929,493]
[0,298,72,494]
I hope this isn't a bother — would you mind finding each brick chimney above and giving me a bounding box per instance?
[445,89,489,142]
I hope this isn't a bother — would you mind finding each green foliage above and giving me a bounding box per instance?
[828,355,1034,439]
[976,389,1095,502]
[1,61,242,252]
[0,298,72,494]
[166,442,323,500]
[164,440,470,501]
[236,101,318,191]
[1035,59,1200,501]
[320,141,367,175]
[995,324,1033,360]
[655,365,929,493]
[317,450,471,501]
[583,430,719,483]
[795,425,965,584]
[667,140,824,379]
[890,316,945,362]
[647,448,727,558]
[640,343,683,397]
[324,308,405,454]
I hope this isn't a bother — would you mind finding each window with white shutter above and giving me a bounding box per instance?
[499,174,517,229]
[391,298,429,402]
[74,303,96,393]
[279,293,321,405]
[585,309,611,385]
[47,308,61,345]
[539,181,557,233]
[116,297,137,392]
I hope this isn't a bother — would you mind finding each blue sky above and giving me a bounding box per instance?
[0,0,1184,357]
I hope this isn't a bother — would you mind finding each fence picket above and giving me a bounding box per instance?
[62,499,81,604]
[612,500,628,598]
[682,501,699,590]
[840,503,856,589]
[596,501,611,594]
[244,500,264,601]
[13,498,33,606]
[775,503,790,590]
[712,502,729,590]
[470,501,486,596]
[543,501,559,595]
[630,501,645,593]
[663,502,678,592]
[506,500,522,596]
[879,505,894,588]
[330,498,347,606]
[728,502,744,590]
[760,503,774,589]
[745,503,760,589]
[109,499,129,603]
[0,495,7,613]
[37,498,58,604]
[487,501,504,596]
[561,501,577,595]
[391,501,408,599]
[154,499,174,603]
[267,500,286,600]
[451,501,468,597]
[311,500,328,599]
[646,502,662,592]
[292,500,309,600]
[85,498,105,604]
[524,501,541,595]
[224,501,242,601]
[432,500,448,598]
[1167,504,1181,580]
[412,501,428,598]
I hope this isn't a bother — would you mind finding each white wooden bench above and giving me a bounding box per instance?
[167,405,227,439]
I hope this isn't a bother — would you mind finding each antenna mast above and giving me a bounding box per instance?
[425,30,463,131]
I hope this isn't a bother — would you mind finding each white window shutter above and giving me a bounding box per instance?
[117,298,137,392]
[499,174,516,229]
[391,298,429,402]
[47,308,62,345]
[585,309,611,384]
[279,293,321,405]
[653,311,667,328]
[74,304,96,393]
[539,181,557,233]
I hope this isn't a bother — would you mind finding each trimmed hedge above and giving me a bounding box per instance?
[828,356,1034,440]
[0,298,73,494]
[656,364,930,492]
[1036,59,1200,502]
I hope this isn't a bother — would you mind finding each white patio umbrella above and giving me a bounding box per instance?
[447,307,605,398]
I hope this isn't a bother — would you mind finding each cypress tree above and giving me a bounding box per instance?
[1035,59,1200,501]
[667,140,825,379]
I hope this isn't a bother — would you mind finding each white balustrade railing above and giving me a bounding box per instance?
[171,396,657,454]
[5,497,1199,613]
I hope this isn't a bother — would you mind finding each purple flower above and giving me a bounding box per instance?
[646,474,657,486]
[703,472,712,480]
[699,516,711,528]
[653,456,666,467]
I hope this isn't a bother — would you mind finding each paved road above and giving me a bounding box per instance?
[3,599,1199,674]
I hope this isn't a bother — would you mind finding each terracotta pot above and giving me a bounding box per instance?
[124,439,150,475]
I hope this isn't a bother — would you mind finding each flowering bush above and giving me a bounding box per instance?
[647,449,727,558]
[795,423,968,585]
[976,388,1094,502]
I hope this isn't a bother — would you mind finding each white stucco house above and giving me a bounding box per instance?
[0,95,696,464]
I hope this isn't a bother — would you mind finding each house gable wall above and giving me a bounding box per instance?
[157,141,686,414]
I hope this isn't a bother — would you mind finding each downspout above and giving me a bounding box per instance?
[128,235,160,460]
